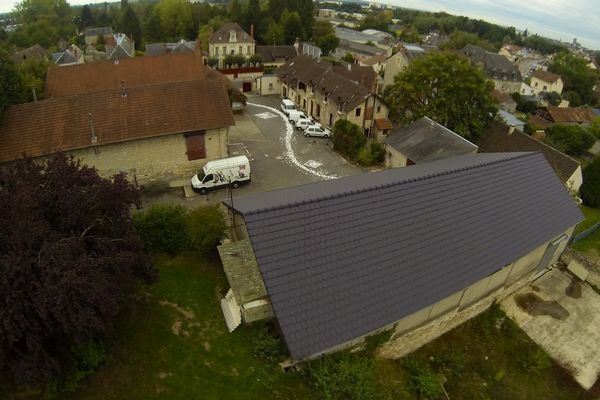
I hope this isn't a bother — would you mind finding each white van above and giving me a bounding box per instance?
[191,155,251,194]
[280,99,296,115]
[288,110,309,123]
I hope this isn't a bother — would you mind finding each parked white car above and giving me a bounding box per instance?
[280,99,296,115]
[288,110,308,123]
[295,118,321,131]
[304,126,331,138]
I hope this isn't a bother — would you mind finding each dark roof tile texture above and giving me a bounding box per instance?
[477,121,580,182]
[385,117,478,162]
[227,152,582,360]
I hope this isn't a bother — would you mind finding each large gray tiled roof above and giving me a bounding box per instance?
[226,153,583,360]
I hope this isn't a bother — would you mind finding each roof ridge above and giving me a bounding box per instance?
[241,153,536,215]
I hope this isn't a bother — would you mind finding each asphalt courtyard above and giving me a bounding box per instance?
[142,95,365,207]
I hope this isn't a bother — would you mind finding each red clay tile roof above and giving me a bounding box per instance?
[529,114,553,129]
[45,52,211,98]
[532,70,561,84]
[0,80,234,163]
[374,118,393,130]
[477,121,580,182]
[545,106,596,123]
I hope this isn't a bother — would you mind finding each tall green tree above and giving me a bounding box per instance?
[12,0,75,47]
[580,157,600,207]
[317,33,339,56]
[383,52,497,139]
[228,0,242,23]
[17,57,52,102]
[243,0,261,37]
[267,0,285,21]
[549,53,598,105]
[81,5,95,28]
[545,124,596,155]
[0,50,24,112]
[118,6,142,47]
[144,7,163,42]
[262,19,284,45]
[156,0,193,41]
[295,0,314,39]
[312,19,334,42]
[280,9,303,44]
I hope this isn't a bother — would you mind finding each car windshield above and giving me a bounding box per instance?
[198,169,206,180]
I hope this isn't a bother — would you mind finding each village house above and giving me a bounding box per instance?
[384,117,478,167]
[530,70,564,95]
[208,22,255,68]
[0,52,238,184]
[276,54,390,135]
[535,106,596,126]
[10,44,48,65]
[332,40,386,63]
[359,53,386,75]
[105,33,135,60]
[219,152,583,361]
[462,44,522,94]
[491,89,518,113]
[52,44,84,66]
[255,45,297,68]
[84,26,113,45]
[478,121,583,192]
[145,39,198,56]
[382,44,426,88]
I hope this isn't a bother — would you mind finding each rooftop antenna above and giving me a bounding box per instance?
[120,80,126,98]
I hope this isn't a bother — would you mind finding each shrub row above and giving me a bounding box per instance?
[132,204,227,255]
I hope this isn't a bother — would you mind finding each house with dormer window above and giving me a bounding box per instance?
[208,23,255,68]
[462,44,522,94]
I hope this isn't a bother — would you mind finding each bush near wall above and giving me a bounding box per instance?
[333,120,384,166]
[133,204,227,255]
[580,158,600,208]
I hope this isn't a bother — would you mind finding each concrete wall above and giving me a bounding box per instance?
[385,145,408,168]
[383,51,409,88]
[567,165,584,194]
[256,75,279,95]
[494,79,522,94]
[68,128,228,184]
[305,227,577,360]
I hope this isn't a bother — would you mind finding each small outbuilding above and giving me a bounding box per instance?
[384,117,478,167]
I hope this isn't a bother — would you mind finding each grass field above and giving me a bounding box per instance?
[573,205,600,260]
[4,253,598,399]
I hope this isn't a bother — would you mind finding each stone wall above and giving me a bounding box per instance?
[69,128,228,184]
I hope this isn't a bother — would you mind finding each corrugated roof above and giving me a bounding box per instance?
[226,152,583,360]
[45,52,209,98]
[0,79,234,163]
[545,106,596,123]
[477,121,580,182]
[375,118,393,130]
[385,117,478,162]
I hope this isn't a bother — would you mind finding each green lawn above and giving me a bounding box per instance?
[64,254,314,400]
[4,253,598,399]
[573,205,600,259]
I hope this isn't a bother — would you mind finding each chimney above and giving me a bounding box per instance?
[120,80,126,98]
[294,37,300,54]
[250,24,254,39]
[88,113,98,144]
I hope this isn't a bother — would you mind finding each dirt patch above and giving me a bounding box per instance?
[171,319,182,335]
[515,293,570,320]
[566,278,582,298]
[203,341,211,352]
[159,300,196,319]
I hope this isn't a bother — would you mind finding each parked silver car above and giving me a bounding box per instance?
[304,125,331,138]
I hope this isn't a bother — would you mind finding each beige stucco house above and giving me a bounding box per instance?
[462,44,523,94]
[530,70,564,95]
[276,54,390,135]
[209,22,255,68]
[382,44,426,88]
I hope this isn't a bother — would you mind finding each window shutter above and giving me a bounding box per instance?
[185,132,206,161]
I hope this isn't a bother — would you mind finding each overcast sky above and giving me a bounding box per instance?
[0,0,598,50]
